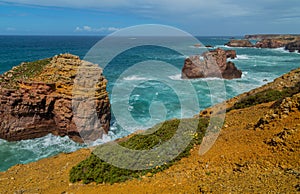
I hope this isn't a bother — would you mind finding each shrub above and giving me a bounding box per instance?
[229,81,300,111]
[69,118,209,184]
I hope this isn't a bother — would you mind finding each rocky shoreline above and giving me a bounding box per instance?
[0,66,299,193]
[225,34,300,52]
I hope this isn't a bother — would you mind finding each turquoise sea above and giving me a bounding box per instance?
[0,35,299,172]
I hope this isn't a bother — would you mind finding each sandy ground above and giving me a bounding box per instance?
[0,101,299,193]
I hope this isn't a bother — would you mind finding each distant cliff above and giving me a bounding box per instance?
[0,54,111,142]
[245,34,300,49]
[245,34,300,40]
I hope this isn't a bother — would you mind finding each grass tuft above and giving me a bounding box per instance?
[0,58,51,88]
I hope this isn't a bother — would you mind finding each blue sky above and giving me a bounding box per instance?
[0,0,300,36]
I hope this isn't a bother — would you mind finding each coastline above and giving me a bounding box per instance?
[0,67,299,193]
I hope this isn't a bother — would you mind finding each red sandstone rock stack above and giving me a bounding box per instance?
[0,54,111,143]
[181,48,242,80]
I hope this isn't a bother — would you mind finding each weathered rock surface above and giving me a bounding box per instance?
[285,40,300,53]
[182,48,242,79]
[0,54,111,142]
[255,39,286,48]
[225,39,253,47]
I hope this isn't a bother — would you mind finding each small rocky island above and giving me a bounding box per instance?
[182,48,242,79]
[0,54,111,142]
[225,39,253,47]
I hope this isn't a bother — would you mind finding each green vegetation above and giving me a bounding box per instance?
[0,58,50,88]
[229,82,300,111]
[69,118,209,184]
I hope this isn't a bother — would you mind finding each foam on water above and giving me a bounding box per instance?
[235,55,250,60]
[168,74,182,80]
[0,134,84,172]
[123,75,148,81]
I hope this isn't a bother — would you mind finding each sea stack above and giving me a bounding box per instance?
[0,54,111,143]
[182,48,242,80]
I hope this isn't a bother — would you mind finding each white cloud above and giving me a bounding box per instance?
[75,26,120,33]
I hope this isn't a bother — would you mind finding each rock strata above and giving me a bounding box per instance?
[0,54,111,142]
[182,48,242,79]
[225,39,253,47]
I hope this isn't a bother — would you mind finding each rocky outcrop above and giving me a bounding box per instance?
[285,41,300,53]
[182,48,242,79]
[243,34,300,49]
[255,39,286,48]
[0,54,111,143]
[225,39,253,47]
[245,34,300,40]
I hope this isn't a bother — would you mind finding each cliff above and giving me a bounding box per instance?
[0,54,111,143]
[245,34,300,40]
[244,34,300,49]
[182,48,242,79]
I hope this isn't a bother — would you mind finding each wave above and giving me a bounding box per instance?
[272,47,300,55]
[236,55,250,60]
[168,74,182,80]
[271,47,289,53]
[123,75,148,81]
[0,134,84,172]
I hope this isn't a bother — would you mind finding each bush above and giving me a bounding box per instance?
[229,82,300,111]
[69,118,209,184]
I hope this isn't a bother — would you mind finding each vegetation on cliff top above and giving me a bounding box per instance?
[229,81,300,111]
[0,58,51,89]
[69,118,209,184]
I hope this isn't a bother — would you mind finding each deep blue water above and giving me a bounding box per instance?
[0,35,299,172]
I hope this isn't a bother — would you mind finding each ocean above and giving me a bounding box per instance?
[0,35,299,172]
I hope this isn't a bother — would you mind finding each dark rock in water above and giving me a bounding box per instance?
[205,45,213,48]
[0,54,111,143]
[225,39,253,47]
[285,41,300,52]
[182,48,242,80]
[225,50,237,59]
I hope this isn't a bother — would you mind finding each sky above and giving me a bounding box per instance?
[0,0,300,36]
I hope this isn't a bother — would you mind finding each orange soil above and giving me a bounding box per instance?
[0,102,299,193]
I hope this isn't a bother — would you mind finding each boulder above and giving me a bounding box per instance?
[225,40,253,47]
[182,48,242,80]
[0,54,111,143]
[285,41,300,52]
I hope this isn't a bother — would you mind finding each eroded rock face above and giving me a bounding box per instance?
[225,40,253,47]
[255,39,285,48]
[182,48,242,80]
[285,41,300,53]
[0,54,111,143]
